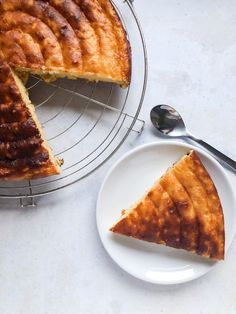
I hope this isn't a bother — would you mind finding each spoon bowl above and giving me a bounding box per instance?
[150,105,187,137]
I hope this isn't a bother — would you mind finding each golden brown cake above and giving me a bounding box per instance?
[0,55,61,180]
[0,0,131,87]
[0,0,131,180]
[110,151,225,260]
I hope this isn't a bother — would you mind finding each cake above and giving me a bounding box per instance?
[110,151,225,260]
[0,54,61,180]
[0,0,131,180]
[0,0,131,87]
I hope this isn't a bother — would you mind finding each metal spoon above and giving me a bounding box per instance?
[150,104,236,172]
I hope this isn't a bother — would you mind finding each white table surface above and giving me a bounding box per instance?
[0,1,236,313]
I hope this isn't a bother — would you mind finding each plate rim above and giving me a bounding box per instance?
[96,140,236,284]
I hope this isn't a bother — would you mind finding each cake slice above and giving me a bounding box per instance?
[110,151,225,260]
[0,55,61,180]
[0,0,131,87]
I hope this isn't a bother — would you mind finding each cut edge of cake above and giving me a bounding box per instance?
[13,66,131,88]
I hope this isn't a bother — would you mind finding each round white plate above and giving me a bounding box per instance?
[96,141,236,284]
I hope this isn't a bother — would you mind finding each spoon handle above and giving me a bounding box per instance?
[188,135,236,171]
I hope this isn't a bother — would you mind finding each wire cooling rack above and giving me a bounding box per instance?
[0,0,147,203]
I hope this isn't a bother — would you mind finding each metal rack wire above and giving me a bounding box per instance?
[0,0,148,203]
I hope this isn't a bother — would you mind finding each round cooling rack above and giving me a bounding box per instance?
[0,0,147,202]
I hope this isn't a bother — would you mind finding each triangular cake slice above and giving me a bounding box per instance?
[110,151,225,260]
[0,55,61,180]
[0,0,131,87]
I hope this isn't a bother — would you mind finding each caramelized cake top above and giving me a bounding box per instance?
[0,55,61,180]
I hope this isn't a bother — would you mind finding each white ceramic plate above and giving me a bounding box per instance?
[96,141,236,284]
